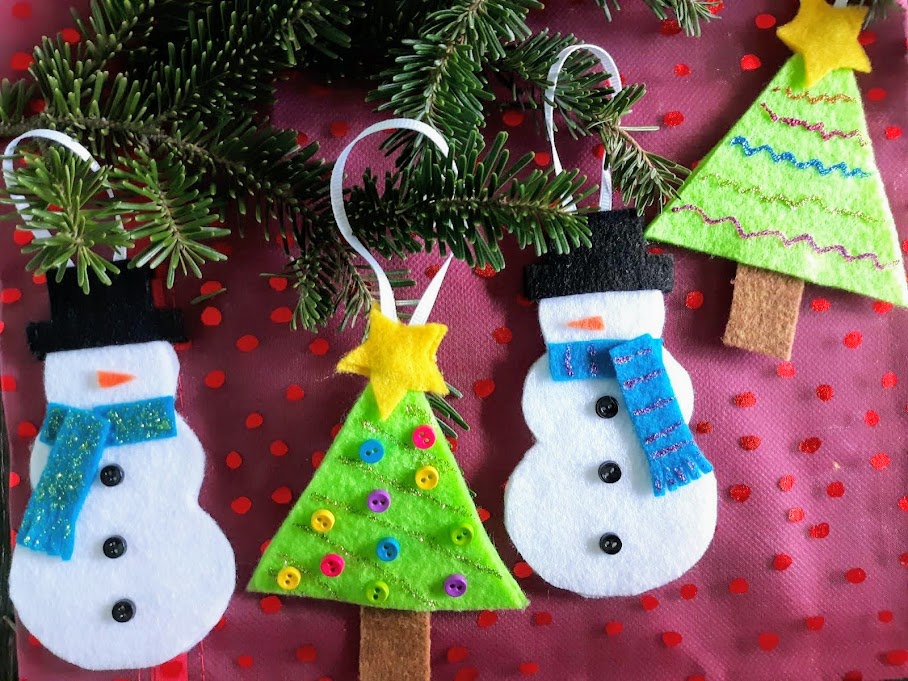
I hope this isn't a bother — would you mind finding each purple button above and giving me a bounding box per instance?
[443,574,468,598]
[367,489,391,513]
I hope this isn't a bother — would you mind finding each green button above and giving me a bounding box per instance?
[451,523,474,546]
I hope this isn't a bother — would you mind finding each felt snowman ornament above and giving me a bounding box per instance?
[503,47,717,598]
[5,131,236,671]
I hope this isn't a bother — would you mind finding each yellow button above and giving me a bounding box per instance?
[276,566,302,591]
[311,509,335,533]
[366,580,389,604]
[451,523,474,546]
[415,465,439,490]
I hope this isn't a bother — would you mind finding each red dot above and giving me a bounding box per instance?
[532,612,553,626]
[309,338,330,355]
[680,583,698,599]
[864,410,880,426]
[201,306,222,326]
[237,655,254,669]
[885,649,908,666]
[898,496,908,512]
[739,435,761,451]
[755,13,777,28]
[446,645,469,663]
[331,423,343,438]
[518,661,540,676]
[311,451,325,469]
[533,151,551,166]
[799,437,822,454]
[11,2,32,18]
[826,481,845,498]
[271,486,292,504]
[684,291,704,309]
[811,298,830,312]
[591,143,605,160]
[231,496,252,514]
[663,111,684,127]
[513,561,533,578]
[454,668,479,681]
[236,334,259,352]
[778,475,795,491]
[245,412,264,429]
[773,553,793,571]
[878,610,894,623]
[473,379,495,399]
[858,29,876,45]
[286,384,305,401]
[329,120,349,138]
[788,507,805,523]
[225,451,243,470]
[270,306,292,323]
[16,421,37,438]
[845,567,866,584]
[269,276,288,292]
[843,331,862,349]
[882,372,898,388]
[604,620,624,636]
[659,18,682,35]
[843,672,863,681]
[200,280,222,295]
[259,595,282,614]
[869,452,890,470]
[295,132,310,147]
[733,391,756,407]
[1,376,17,392]
[473,264,496,278]
[1,288,23,303]
[728,577,749,594]
[662,631,683,647]
[61,28,81,44]
[674,63,691,77]
[270,440,289,457]
[885,126,903,141]
[477,507,490,522]
[640,594,659,611]
[867,88,887,102]
[477,610,498,628]
[804,616,825,631]
[13,229,33,246]
[32,273,46,285]
[204,370,226,389]
[757,632,779,651]
[873,300,893,314]
[740,54,762,70]
[695,421,713,434]
[776,362,796,378]
[809,522,830,539]
[11,52,34,71]
[9,471,20,488]
[688,677,706,681]
[901,553,908,568]
[492,326,513,344]
[728,484,751,503]
[502,110,525,127]
[816,384,834,401]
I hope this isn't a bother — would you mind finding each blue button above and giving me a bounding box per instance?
[376,537,400,562]
[359,439,385,464]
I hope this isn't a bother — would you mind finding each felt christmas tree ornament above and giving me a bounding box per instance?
[504,45,717,599]
[248,119,527,681]
[3,132,236,672]
[645,0,908,360]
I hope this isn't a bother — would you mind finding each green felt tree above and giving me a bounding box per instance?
[645,0,908,360]
[249,308,526,681]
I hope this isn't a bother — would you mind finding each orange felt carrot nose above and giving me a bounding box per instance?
[97,371,135,388]
[567,316,605,331]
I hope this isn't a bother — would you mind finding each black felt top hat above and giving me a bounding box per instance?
[524,209,674,301]
[26,264,186,360]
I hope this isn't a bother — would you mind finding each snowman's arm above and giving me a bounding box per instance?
[29,439,51,488]
[662,348,695,423]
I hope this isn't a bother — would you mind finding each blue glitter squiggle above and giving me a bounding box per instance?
[730,136,871,179]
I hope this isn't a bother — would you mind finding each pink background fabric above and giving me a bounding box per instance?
[1,1,907,680]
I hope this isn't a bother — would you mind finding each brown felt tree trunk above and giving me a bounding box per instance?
[360,608,431,681]
[723,264,804,361]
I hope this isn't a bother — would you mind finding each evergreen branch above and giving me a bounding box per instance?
[592,0,719,36]
[0,80,37,129]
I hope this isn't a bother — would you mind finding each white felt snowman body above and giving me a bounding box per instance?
[10,341,236,670]
[504,290,717,597]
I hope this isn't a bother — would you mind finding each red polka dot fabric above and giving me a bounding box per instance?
[1,2,907,680]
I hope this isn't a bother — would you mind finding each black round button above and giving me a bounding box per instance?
[595,396,619,419]
[597,461,622,484]
[599,533,622,555]
[103,536,127,559]
[111,599,135,623]
[99,465,124,487]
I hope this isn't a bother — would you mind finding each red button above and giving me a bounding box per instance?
[320,554,345,577]
[412,425,436,449]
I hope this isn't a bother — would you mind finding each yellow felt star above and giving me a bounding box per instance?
[337,306,449,419]
[777,0,871,88]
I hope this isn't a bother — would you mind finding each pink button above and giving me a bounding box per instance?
[320,553,345,577]
[412,425,436,449]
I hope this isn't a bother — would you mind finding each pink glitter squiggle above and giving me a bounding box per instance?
[673,205,900,271]
[760,102,867,146]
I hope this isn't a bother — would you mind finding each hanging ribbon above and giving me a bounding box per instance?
[330,119,456,325]
[2,129,127,262]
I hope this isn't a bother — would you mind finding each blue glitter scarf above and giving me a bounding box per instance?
[18,397,177,560]
[547,335,713,496]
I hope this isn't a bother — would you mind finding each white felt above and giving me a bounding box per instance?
[10,341,236,671]
[538,290,666,345]
[504,292,717,598]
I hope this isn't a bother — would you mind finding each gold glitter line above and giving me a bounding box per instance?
[700,172,882,225]
[307,492,500,576]
[336,457,471,515]
[772,87,856,105]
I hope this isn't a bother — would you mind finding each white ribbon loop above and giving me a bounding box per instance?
[330,118,455,325]
[2,129,127,263]
[544,44,624,212]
